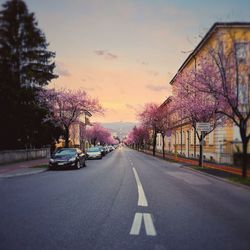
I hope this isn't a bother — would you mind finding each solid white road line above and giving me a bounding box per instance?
[143,213,157,236]
[130,213,157,236]
[132,167,148,207]
[130,213,143,235]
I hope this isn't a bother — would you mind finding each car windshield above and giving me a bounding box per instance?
[87,147,100,152]
[55,149,76,156]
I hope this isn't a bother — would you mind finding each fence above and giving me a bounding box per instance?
[0,148,50,165]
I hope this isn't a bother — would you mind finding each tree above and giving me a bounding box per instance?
[138,103,159,155]
[190,32,250,177]
[156,99,172,158]
[124,126,149,149]
[0,0,57,149]
[39,88,103,148]
[0,0,56,88]
[173,71,223,166]
[86,123,114,146]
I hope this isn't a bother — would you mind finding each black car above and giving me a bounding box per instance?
[49,148,86,170]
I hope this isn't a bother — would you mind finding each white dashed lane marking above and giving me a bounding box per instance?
[129,213,142,235]
[130,213,157,236]
[132,167,148,207]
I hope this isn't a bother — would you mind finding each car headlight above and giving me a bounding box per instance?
[49,158,55,163]
[68,157,76,162]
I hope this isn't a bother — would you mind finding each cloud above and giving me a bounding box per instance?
[93,50,118,60]
[94,50,106,56]
[146,84,167,92]
[137,60,148,66]
[106,52,118,60]
[55,62,71,77]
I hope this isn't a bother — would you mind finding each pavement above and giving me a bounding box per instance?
[141,149,250,177]
[0,157,49,178]
[0,147,250,250]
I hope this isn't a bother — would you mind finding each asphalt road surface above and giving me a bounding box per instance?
[1,146,250,250]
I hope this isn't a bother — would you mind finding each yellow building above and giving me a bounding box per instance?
[159,22,250,165]
[55,111,92,151]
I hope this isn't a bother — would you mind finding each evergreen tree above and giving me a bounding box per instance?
[0,0,58,149]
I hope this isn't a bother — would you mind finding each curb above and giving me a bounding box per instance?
[0,168,48,178]
[182,165,250,191]
[134,149,250,191]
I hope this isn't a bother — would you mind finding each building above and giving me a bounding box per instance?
[157,22,250,164]
[56,111,92,150]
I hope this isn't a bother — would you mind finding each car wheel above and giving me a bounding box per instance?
[76,160,81,169]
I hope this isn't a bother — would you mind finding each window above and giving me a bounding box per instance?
[235,42,248,64]
[208,131,214,145]
[237,74,249,106]
[190,129,194,145]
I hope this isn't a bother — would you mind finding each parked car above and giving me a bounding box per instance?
[97,146,106,156]
[86,147,102,159]
[49,148,86,170]
[104,146,109,154]
[108,145,115,151]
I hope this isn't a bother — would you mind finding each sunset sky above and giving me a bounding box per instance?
[2,0,250,122]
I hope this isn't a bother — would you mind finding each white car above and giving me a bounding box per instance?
[86,147,102,159]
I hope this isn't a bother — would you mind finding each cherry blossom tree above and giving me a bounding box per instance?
[188,34,250,177]
[39,88,103,147]
[173,71,223,166]
[125,126,149,150]
[156,98,173,158]
[124,130,136,146]
[86,123,115,146]
[138,103,159,155]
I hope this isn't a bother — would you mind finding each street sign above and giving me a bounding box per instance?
[196,122,211,132]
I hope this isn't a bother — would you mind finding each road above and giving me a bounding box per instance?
[0,146,250,250]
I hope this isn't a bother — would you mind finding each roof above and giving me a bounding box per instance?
[169,22,250,85]
[84,110,92,117]
[159,96,172,109]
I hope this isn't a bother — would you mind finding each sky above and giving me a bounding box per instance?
[1,0,250,122]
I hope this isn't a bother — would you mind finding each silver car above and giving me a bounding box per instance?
[86,147,102,159]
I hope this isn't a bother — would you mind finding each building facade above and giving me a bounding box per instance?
[156,22,250,164]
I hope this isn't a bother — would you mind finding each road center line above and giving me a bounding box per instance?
[143,213,157,236]
[130,213,157,236]
[132,167,148,207]
[129,213,142,235]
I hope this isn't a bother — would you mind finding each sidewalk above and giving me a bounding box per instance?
[0,158,49,178]
[141,149,250,177]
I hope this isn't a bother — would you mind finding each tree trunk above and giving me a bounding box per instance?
[242,139,248,178]
[198,132,205,167]
[239,125,249,178]
[64,126,69,148]
[152,128,157,156]
[194,129,196,158]
[198,143,203,167]
[162,134,165,158]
